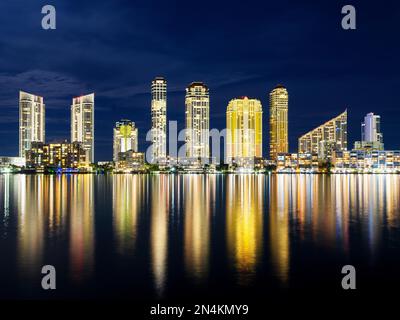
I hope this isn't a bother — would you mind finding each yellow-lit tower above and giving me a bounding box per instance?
[269,85,288,160]
[226,97,262,165]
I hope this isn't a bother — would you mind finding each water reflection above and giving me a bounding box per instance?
[226,175,263,285]
[0,174,399,298]
[269,175,290,286]
[112,175,143,255]
[151,175,170,297]
[183,175,215,283]
[17,175,45,283]
[69,175,94,283]
[0,174,10,238]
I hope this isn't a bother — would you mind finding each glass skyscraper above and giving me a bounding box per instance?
[185,82,210,160]
[19,91,45,158]
[151,77,167,162]
[71,93,95,163]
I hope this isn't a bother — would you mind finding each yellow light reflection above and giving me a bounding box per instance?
[112,175,143,255]
[226,175,263,285]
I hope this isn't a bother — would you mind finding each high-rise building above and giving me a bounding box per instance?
[226,97,262,166]
[269,85,288,160]
[298,110,347,159]
[71,93,94,163]
[354,112,384,151]
[113,119,138,162]
[362,113,382,143]
[185,82,210,159]
[151,77,167,162]
[19,91,45,158]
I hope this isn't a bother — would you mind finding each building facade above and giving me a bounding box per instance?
[354,112,384,151]
[19,91,45,158]
[276,153,319,172]
[71,93,94,163]
[298,110,347,159]
[333,150,400,173]
[269,85,288,161]
[185,82,210,160]
[226,97,262,166]
[151,77,167,162]
[114,150,145,172]
[25,141,86,170]
[113,119,138,162]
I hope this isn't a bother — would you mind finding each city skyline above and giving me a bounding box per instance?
[6,82,400,165]
[1,1,400,160]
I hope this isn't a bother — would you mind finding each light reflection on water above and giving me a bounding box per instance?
[0,174,399,299]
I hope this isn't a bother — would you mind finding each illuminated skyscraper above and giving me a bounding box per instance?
[226,97,262,165]
[19,91,45,158]
[71,93,94,163]
[185,82,209,159]
[298,110,347,159]
[269,85,288,160]
[354,112,384,151]
[113,119,138,162]
[151,77,167,162]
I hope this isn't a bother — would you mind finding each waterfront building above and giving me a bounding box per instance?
[0,157,26,172]
[298,110,347,160]
[354,112,384,151]
[25,141,87,170]
[185,82,210,162]
[71,93,95,163]
[226,97,262,168]
[333,150,400,173]
[113,119,138,162]
[151,77,167,162]
[19,91,45,158]
[114,151,145,172]
[276,153,319,172]
[269,85,288,160]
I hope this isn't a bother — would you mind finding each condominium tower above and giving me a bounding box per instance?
[151,77,167,162]
[226,97,262,165]
[269,85,288,160]
[19,91,45,158]
[71,93,94,163]
[113,119,138,162]
[185,82,210,159]
[298,110,347,159]
[356,112,384,150]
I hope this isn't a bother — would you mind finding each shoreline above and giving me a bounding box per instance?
[1,172,399,175]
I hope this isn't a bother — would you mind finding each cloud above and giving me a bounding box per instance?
[0,69,88,101]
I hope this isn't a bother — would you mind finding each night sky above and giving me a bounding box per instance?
[0,0,399,161]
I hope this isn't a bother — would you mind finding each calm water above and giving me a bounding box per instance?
[0,174,400,300]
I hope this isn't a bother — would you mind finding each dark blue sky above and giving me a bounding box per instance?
[0,0,399,160]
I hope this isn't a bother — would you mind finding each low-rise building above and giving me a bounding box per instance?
[25,141,87,171]
[276,153,319,172]
[333,150,400,173]
[114,151,145,172]
[0,156,26,172]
